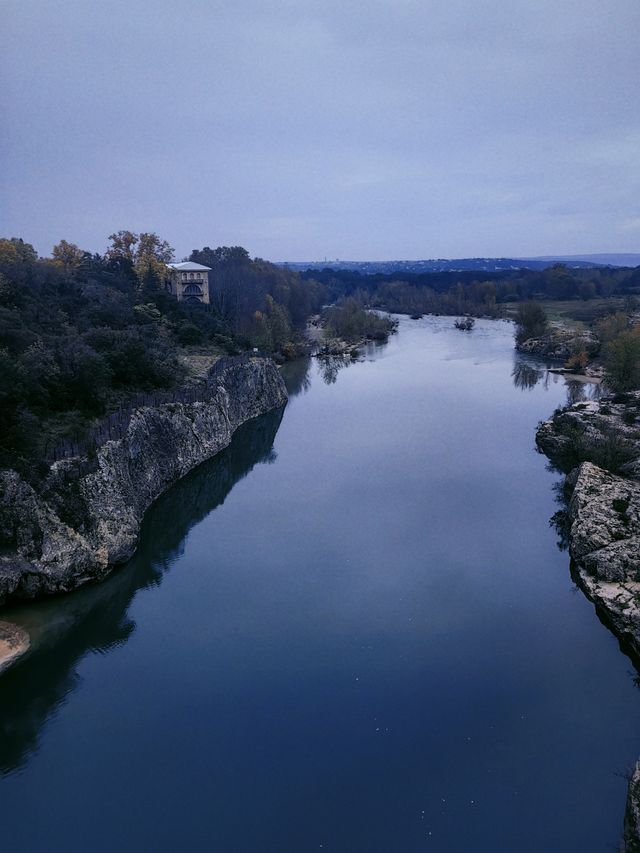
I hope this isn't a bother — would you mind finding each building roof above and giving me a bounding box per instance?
[167,261,211,271]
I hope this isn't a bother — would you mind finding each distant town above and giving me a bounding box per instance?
[282,253,640,275]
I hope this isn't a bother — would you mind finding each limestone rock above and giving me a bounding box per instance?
[0,356,287,605]
[536,393,640,473]
[517,328,599,361]
[623,762,640,853]
[535,393,640,850]
[568,462,640,577]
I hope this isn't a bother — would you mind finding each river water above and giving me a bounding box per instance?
[1,316,638,852]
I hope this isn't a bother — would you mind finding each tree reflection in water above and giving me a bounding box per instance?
[319,356,353,385]
[512,359,547,391]
[512,358,602,406]
[0,406,284,777]
[565,379,586,405]
[280,357,312,398]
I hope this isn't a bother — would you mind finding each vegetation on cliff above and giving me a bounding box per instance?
[0,235,324,472]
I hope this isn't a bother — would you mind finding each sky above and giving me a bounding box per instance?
[1,0,639,262]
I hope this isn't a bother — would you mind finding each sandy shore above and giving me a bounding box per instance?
[0,621,30,674]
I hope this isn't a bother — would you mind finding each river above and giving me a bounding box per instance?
[1,315,638,852]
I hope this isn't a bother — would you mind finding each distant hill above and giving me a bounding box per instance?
[281,254,640,275]
[282,257,597,274]
[520,253,640,268]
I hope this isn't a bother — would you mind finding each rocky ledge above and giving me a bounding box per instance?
[623,762,640,853]
[536,393,640,847]
[517,327,598,362]
[0,356,287,607]
[537,394,640,654]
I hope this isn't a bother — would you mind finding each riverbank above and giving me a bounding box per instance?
[536,393,640,849]
[0,356,287,612]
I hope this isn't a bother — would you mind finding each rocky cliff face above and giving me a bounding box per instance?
[623,762,640,853]
[0,356,287,606]
[536,394,640,848]
[537,396,640,654]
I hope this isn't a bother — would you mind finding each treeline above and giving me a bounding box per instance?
[188,245,325,352]
[0,234,326,471]
[302,263,640,317]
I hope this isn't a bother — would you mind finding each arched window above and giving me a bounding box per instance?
[183,283,203,296]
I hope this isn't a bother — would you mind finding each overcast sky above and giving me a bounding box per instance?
[1,0,639,261]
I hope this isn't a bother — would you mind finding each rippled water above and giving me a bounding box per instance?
[0,316,637,852]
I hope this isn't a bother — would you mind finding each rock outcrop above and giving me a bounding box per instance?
[537,396,640,654]
[0,356,287,606]
[536,394,640,848]
[623,762,640,853]
[517,327,599,361]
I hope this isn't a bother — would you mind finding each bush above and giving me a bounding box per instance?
[176,322,204,345]
[558,423,637,474]
[515,302,548,344]
[604,330,640,391]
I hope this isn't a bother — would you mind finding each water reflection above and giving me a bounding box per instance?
[318,355,353,385]
[565,379,587,405]
[280,357,312,398]
[512,357,602,405]
[0,407,284,777]
[512,360,546,391]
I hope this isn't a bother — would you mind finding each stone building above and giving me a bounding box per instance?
[166,261,211,304]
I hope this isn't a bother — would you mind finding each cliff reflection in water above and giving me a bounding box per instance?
[0,406,284,777]
[280,356,312,397]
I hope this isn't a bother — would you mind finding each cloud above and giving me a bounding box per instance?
[1,0,639,259]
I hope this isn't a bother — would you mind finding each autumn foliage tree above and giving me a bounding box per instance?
[106,230,174,285]
[52,239,83,269]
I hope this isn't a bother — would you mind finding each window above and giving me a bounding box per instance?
[183,283,203,296]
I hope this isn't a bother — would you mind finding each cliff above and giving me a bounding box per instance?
[537,395,640,654]
[0,356,287,606]
[623,762,640,853]
[0,408,284,773]
[536,394,640,848]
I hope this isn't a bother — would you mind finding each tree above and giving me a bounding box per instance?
[52,239,83,270]
[190,246,254,326]
[105,230,174,287]
[515,302,548,344]
[106,230,138,262]
[596,312,628,344]
[604,330,640,391]
[0,238,37,266]
[135,232,174,282]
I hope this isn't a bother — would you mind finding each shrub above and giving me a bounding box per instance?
[515,302,548,344]
[604,330,640,391]
[559,423,637,474]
